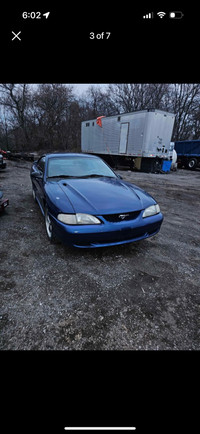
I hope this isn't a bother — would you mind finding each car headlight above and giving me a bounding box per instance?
[142,204,160,218]
[57,214,77,224]
[76,213,101,224]
[57,213,101,225]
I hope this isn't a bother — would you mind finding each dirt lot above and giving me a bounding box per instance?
[0,159,200,350]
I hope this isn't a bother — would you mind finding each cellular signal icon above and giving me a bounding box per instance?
[143,12,154,19]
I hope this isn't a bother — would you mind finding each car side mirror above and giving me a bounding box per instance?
[31,170,43,179]
[117,174,123,179]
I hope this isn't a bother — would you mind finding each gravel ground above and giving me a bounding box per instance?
[0,160,200,350]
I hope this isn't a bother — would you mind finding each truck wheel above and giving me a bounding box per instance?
[188,158,197,170]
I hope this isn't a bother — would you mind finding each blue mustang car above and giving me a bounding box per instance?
[30,153,163,248]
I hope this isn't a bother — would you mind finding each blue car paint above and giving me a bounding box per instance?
[50,211,163,248]
[46,177,155,215]
[31,153,163,248]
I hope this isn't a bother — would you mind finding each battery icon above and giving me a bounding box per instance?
[169,11,184,19]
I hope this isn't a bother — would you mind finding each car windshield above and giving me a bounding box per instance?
[47,156,117,179]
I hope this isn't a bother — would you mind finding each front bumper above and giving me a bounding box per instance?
[50,211,163,248]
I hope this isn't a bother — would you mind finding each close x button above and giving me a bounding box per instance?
[11,31,21,41]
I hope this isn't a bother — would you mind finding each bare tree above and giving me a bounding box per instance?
[81,85,114,118]
[106,83,170,113]
[0,84,31,149]
[32,84,74,150]
[165,84,200,140]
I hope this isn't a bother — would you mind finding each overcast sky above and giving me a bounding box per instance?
[72,83,107,95]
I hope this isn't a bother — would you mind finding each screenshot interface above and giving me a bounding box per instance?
[1,4,198,434]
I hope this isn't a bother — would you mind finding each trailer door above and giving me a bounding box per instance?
[119,123,129,153]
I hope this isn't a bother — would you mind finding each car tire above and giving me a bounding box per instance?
[188,158,197,170]
[45,206,56,243]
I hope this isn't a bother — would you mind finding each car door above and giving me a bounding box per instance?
[34,156,46,212]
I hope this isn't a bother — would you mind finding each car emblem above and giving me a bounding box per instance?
[118,213,129,220]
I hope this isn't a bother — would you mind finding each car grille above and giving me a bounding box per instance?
[103,210,141,223]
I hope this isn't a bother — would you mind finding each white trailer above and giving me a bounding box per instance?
[81,109,175,172]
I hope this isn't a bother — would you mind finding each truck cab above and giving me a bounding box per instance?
[174,140,200,170]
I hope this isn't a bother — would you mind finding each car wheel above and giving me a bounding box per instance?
[45,206,56,242]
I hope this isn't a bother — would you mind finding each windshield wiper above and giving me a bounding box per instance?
[47,175,77,179]
[47,174,115,179]
[80,174,114,178]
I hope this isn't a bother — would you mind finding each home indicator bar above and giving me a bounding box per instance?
[64,428,136,431]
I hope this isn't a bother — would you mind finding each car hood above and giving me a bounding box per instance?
[46,177,156,215]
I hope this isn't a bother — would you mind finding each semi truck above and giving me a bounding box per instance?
[174,140,200,170]
[81,109,175,172]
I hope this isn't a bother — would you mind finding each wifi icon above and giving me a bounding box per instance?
[157,11,166,18]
